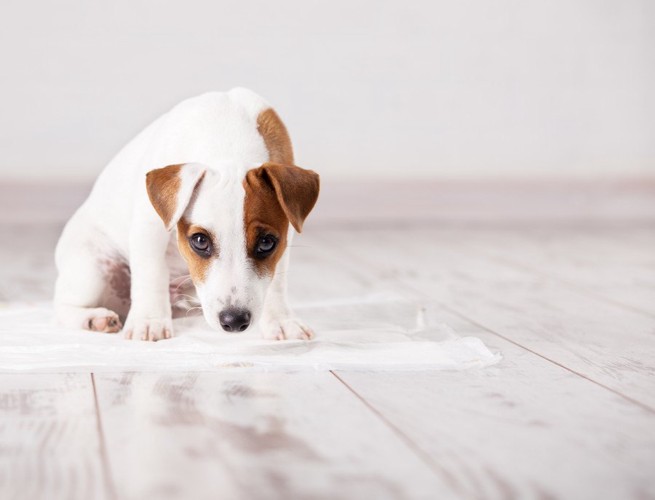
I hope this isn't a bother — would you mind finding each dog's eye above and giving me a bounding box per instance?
[189,233,211,256]
[255,235,277,258]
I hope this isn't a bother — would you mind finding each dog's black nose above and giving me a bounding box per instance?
[219,308,252,332]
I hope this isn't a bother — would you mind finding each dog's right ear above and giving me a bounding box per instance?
[145,163,206,231]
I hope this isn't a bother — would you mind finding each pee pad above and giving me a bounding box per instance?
[0,295,501,372]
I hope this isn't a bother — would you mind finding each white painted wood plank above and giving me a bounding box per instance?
[0,373,110,500]
[299,230,655,499]
[0,223,60,302]
[318,228,655,409]
[94,372,451,500]
[286,230,386,304]
[442,227,655,316]
[4,220,654,499]
[335,337,655,500]
[590,227,655,259]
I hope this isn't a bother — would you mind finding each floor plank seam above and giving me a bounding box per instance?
[91,373,118,500]
[315,232,655,414]
[438,304,655,415]
[329,370,464,493]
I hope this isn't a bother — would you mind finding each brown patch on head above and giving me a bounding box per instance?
[176,219,215,284]
[243,163,320,277]
[146,164,183,228]
[258,163,320,232]
[243,169,290,277]
[145,163,206,230]
[257,108,294,165]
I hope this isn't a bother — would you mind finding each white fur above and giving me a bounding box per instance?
[54,88,312,341]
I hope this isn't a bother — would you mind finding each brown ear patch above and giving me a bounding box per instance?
[146,164,183,228]
[243,169,291,277]
[257,108,294,165]
[176,219,215,284]
[258,163,320,233]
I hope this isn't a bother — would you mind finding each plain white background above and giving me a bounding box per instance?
[0,0,653,182]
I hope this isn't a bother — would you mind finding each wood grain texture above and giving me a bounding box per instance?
[0,222,61,302]
[335,341,655,500]
[292,235,655,498]
[317,228,655,410]
[2,218,655,499]
[0,373,110,500]
[447,227,655,317]
[284,232,655,498]
[93,372,450,500]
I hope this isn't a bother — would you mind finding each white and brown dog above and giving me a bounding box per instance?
[54,88,319,341]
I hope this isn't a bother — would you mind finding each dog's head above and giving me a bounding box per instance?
[145,162,319,332]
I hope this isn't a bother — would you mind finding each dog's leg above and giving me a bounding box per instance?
[260,239,314,340]
[54,222,123,334]
[122,219,173,341]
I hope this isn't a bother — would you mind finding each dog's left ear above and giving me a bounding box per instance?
[145,163,206,231]
[257,162,320,232]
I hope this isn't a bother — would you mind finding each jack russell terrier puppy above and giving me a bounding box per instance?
[54,88,319,341]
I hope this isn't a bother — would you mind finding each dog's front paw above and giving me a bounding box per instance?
[123,316,173,342]
[86,308,122,334]
[261,317,314,341]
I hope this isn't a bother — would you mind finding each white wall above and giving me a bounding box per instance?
[0,0,653,182]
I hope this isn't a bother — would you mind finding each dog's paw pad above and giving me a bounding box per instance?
[87,312,122,333]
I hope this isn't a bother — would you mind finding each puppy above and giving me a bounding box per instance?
[54,88,319,341]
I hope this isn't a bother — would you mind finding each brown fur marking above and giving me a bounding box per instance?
[176,219,215,283]
[257,108,294,165]
[243,163,320,276]
[259,163,320,233]
[145,164,183,228]
[243,169,291,277]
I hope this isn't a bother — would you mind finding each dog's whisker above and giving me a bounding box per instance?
[172,295,201,307]
[175,293,199,301]
[173,301,201,310]
[173,298,202,306]
[172,293,199,301]
[172,276,194,292]
[184,306,204,317]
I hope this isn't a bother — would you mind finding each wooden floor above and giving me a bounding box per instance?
[1,222,654,499]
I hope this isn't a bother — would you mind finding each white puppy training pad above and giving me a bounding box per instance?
[0,296,501,372]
